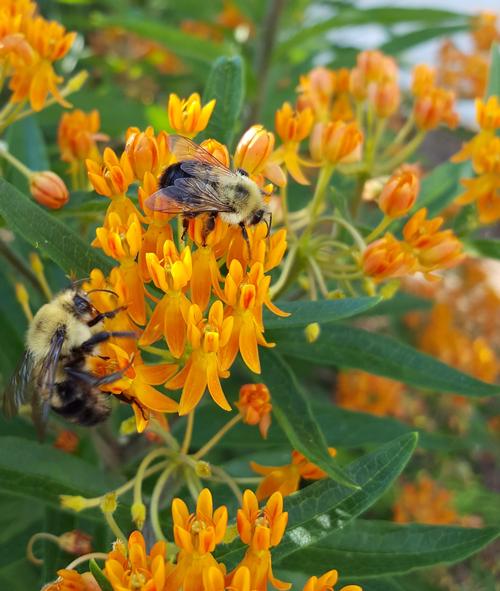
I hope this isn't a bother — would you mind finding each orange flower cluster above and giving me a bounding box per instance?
[0,0,76,111]
[393,474,458,525]
[84,94,288,430]
[48,489,362,591]
[452,96,500,223]
[437,12,499,99]
[58,110,109,188]
[251,448,337,501]
[336,370,406,418]
[237,383,273,438]
[363,207,464,281]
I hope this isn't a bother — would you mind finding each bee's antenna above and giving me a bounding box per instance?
[86,288,119,298]
[70,276,89,288]
[264,212,273,238]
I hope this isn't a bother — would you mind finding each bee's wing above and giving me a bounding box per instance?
[146,176,236,214]
[169,135,234,177]
[2,351,36,418]
[38,325,66,398]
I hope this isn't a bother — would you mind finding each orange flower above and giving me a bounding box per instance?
[475,96,500,130]
[393,474,458,525]
[274,102,314,185]
[303,570,361,591]
[312,120,363,165]
[29,170,69,209]
[105,531,174,591]
[167,92,215,138]
[368,80,400,119]
[251,448,337,501]
[168,300,233,415]
[402,208,464,276]
[125,126,170,180]
[458,175,500,224]
[471,11,499,52]
[336,370,405,418]
[237,383,272,438]
[362,234,417,281]
[58,110,108,170]
[349,50,397,101]
[140,240,192,357]
[91,343,178,432]
[203,565,252,591]
[411,64,436,97]
[413,86,458,130]
[220,259,278,375]
[234,125,286,187]
[87,146,135,198]
[233,490,290,591]
[200,138,230,167]
[45,570,99,591]
[169,489,227,591]
[297,66,336,120]
[378,170,419,218]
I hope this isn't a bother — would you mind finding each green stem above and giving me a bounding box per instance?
[382,114,415,157]
[309,164,335,221]
[133,448,171,510]
[211,465,242,503]
[150,465,177,542]
[103,510,127,544]
[316,215,366,252]
[365,215,392,243]
[308,257,330,298]
[269,242,299,299]
[375,131,426,175]
[180,410,195,454]
[193,414,241,460]
[0,146,33,178]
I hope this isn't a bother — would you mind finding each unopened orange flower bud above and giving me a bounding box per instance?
[369,81,401,118]
[125,126,169,180]
[29,171,69,209]
[237,383,272,438]
[200,138,230,167]
[53,430,79,453]
[320,120,363,164]
[58,530,92,555]
[234,125,274,174]
[379,171,419,218]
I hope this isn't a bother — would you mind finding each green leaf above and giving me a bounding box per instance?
[263,296,380,329]
[465,238,500,259]
[272,324,500,397]
[217,433,418,567]
[93,15,233,64]
[486,43,500,98]
[361,293,432,316]
[89,559,114,591]
[198,56,245,148]
[262,350,358,489]
[276,7,466,59]
[0,178,113,277]
[277,520,500,577]
[0,436,123,509]
[380,24,468,54]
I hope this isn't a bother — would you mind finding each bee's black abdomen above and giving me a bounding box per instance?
[53,381,110,426]
[159,162,190,188]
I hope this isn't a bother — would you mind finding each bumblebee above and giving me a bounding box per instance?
[2,287,135,435]
[146,135,272,246]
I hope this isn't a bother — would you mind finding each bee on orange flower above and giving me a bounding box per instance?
[146,135,272,248]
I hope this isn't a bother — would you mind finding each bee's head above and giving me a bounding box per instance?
[71,289,98,320]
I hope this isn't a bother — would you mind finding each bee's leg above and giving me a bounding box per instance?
[64,367,125,387]
[87,306,127,327]
[80,330,137,353]
[201,212,218,246]
[181,215,190,242]
[239,222,251,257]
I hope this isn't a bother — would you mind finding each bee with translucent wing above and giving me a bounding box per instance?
[146,135,272,247]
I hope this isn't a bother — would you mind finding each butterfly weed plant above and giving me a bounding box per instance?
[0,2,499,591]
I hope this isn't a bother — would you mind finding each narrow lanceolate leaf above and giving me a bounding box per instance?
[198,56,245,148]
[0,178,113,277]
[89,559,113,591]
[277,520,500,577]
[263,296,380,329]
[92,16,232,64]
[380,24,468,55]
[216,432,418,567]
[0,436,123,508]
[261,350,358,489]
[487,43,500,97]
[272,324,500,397]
